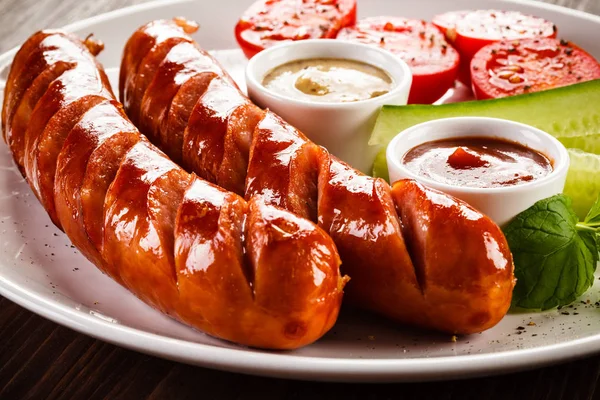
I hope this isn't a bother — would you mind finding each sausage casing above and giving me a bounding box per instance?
[121,19,516,334]
[2,30,345,349]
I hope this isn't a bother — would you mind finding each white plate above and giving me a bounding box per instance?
[1,0,600,383]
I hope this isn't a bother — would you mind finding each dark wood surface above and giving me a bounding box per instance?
[1,0,600,399]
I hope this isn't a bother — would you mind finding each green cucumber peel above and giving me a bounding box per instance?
[369,79,600,154]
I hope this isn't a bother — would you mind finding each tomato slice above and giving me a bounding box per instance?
[235,0,357,59]
[431,10,470,42]
[433,10,557,86]
[337,17,460,104]
[471,37,600,99]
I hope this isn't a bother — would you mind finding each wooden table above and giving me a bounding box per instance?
[1,0,599,398]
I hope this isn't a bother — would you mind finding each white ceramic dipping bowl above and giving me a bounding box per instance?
[246,39,412,173]
[386,117,570,227]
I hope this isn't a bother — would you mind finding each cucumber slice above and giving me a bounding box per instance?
[563,149,600,219]
[373,147,600,220]
[372,148,390,182]
[370,79,600,155]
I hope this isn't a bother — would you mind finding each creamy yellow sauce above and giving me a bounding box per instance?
[262,58,393,103]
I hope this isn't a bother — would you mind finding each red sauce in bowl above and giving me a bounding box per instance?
[402,137,553,188]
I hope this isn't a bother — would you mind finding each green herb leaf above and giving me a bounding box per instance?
[504,195,599,310]
[584,193,600,228]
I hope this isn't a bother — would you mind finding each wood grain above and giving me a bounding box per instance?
[1,0,600,399]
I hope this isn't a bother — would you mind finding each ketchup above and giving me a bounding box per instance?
[402,137,553,188]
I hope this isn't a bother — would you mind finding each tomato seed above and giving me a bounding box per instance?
[496,70,514,79]
[509,75,524,84]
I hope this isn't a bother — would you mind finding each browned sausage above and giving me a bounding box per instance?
[2,30,345,349]
[122,19,515,334]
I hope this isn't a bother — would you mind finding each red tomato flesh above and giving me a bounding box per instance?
[337,17,460,104]
[447,147,489,169]
[431,10,470,41]
[471,37,600,99]
[433,10,557,86]
[235,0,357,59]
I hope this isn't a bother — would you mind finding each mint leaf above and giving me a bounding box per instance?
[504,195,599,310]
[584,193,600,228]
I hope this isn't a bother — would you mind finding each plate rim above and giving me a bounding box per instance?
[1,0,600,382]
[4,272,600,382]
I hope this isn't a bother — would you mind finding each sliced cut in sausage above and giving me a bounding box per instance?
[161,71,219,163]
[8,60,75,172]
[34,95,106,226]
[102,141,181,313]
[139,42,225,147]
[80,133,142,272]
[246,111,320,222]
[2,33,77,141]
[391,179,515,333]
[24,62,112,191]
[244,198,343,347]
[216,103,265,195]
[120,18,199,110]
[175,178,344,349]
[2,31,54,138]
[127,36,194,126]
[146,167,194,287]
[5,33,108,165]
[182,77,248,182]
[15,34,111,180]
[316,158,422,320]
[54,100,136,266]
[174,177,252,331]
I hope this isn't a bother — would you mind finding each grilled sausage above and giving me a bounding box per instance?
[2,30,345,349]
[121,19,515,334]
